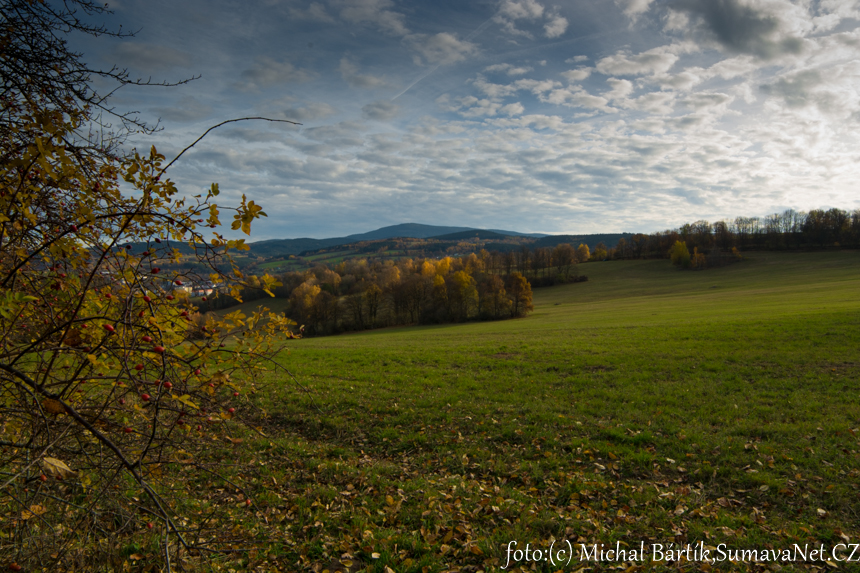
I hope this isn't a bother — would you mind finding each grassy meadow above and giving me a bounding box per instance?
[197,251,860,572]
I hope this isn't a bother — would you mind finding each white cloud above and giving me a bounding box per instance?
[614,0,654,19]
[495,0,568,39]
[561,67,593,82]
[484,63,534,76]
[544,14,569,38]
[407,33,479,65]
[498,0,544,21]
[596,46,680,76]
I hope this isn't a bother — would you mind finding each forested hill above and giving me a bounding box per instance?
[119,224,631,262]
[238,224,551,257]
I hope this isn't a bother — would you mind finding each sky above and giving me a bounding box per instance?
[73,0,860,240]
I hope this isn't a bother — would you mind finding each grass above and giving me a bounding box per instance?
[135,251,860,571]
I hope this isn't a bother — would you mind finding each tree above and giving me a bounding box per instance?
[670,240,692,268]
[552,243,575,280]
[478,274,510,319]
[0,3,295,567]
[506,272,534,317]
[576,243,590,263]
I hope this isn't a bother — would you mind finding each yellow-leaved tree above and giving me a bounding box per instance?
[0,0,296,567]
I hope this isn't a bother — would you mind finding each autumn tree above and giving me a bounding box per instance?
[506,272,534,317]
[0,2,294,567]
[670,240,692,268]
[576,243,590,263]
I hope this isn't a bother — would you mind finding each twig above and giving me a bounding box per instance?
[160,117,301,175]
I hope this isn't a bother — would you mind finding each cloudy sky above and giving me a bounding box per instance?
[75,0,860,239]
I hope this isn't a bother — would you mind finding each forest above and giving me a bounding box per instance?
[200,243,588,335]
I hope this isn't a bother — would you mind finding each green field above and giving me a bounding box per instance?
[209,251,860,571]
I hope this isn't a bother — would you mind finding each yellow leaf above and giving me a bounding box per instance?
[21,504,47,520]
[173,394,199,410]
[386,495,395,506]
[42,457,77,479]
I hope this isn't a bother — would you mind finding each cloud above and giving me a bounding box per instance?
[484,63,534,76]
[333,0,409,36]
[362,100,400,121]
[561,67,592,82]
[407,33,479,65]
[494,0,569,39]
[615,0,655,19]
[498,0,544,20]
[339,58,388,88]
[668,0,806,59]
[238,57,314,91]
[596,46,679,76]
[544,14,569,38]
[114,43,192,72]
[760,64,860,118]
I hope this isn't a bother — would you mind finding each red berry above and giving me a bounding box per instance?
[201,297,207,301]
[233,392,239,397]
[180,311,188,317]
[155,238,161,243]
[153,346,165,353]
[138,311,145,317]
[123,427,132,433]
[151,268,160,274]
[163,381,172,390]
[175,280,183,286]
[194,369,201,375]
[246,499,251,506]
[103,324,115,333]
[147,522,154,529]
[135,364,144,371]
[142,335,152,342]
[228,407,235,413]
[118,398,125,405]
[141,394,150,401]
[143,295,151,302]
[165,295,174,301]
[39,474,47,482]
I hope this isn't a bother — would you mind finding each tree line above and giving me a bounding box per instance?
[201,244,594,335]
[606,208,860,265]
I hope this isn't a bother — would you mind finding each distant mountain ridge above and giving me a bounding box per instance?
[245,223,548,257]
[138,224,633,259]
